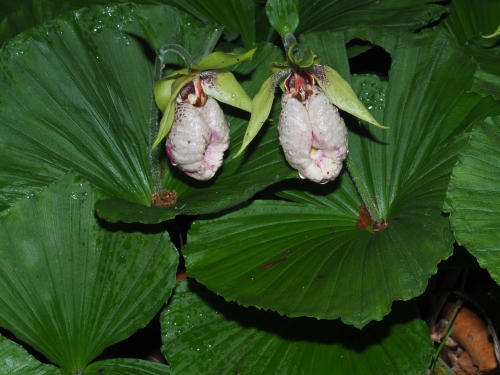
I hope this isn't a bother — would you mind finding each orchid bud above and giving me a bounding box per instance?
[279,71,348,183]
[165,78,230,180]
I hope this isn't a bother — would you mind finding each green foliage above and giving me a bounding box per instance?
[0,334,61,374]
[265,0,299,38]
[162,279,432,374]
[0,172,177,371]
[445,116,500,283]
[1,0,500,374]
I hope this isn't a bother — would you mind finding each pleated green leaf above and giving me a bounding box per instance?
[161,0,255,48]
[0,4,219,212]
[265,0,300,38]
[84,358,172,374]
[0,0,75,47]
[0,172,178,371]
[442,0,500,101]
[0,334,62,375]
[1,0,256,48]
[183,27,500,327]
[0,0,31,20]
[443,0,500,46]
[296,0,446,35]
[469,36,500,101]
[445,116,500,284]
[161,279,433,374]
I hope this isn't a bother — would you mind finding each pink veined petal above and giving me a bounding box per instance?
[165,97,230,181]
[166,103,210,169]
[301,149,343,183]
[199,97,230,144]
[307,87,348,162]
[278,86,348,184]
[278,93,314,172]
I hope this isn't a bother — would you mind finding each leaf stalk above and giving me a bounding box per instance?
[346,155,383,224]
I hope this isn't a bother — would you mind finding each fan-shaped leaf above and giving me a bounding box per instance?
[297,0,446,35]
[84,358,172,374]
[0,172,178,371]
[162,0,255,48]
[0,334,61,375]
[182,27,500,327]
[442,0,500,101]
[265,0,300,38]
[445,116,500,284]
[467,36,500,101]
[443,0,500,46]
[0,0,75,47]
[161,279,432,374]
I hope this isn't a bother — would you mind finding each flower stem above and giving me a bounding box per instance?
[149,44,194,195]
[282,33,297,54]
[346,155,383,223]
[158,44,193,67]
[148,55,164,195]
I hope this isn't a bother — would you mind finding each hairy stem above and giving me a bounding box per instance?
[149,56,164,195]
[282,33,297,53]
[346,155,382,223]
[158,44,193,67]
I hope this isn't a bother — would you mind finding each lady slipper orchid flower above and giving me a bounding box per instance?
[234,38,387,184]
[279,71,348,183]
[165,76,230,180]
[153,49,255,180]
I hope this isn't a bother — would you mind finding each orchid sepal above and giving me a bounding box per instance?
[151,74,195,150]
[191,49,256,71]
[234,69,290,157]
[310,64,388,129]
[200,70,253,113]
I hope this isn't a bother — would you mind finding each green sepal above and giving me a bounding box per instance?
[270,61,290,74]
[483,25,500,38]
[154,68,191,111]
[151,74,195,150]
[200,71,253,112]
[234,73,281,157]
[311,64,388,129]
[299,48,315,68]
[269,61,287,91]
[191,49,256,71]
[287,44,315,69]
[164,68,190,79]
[287,42,300,64]
[154,77,174,112]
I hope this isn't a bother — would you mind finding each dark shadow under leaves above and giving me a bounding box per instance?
[183,278,419,353]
